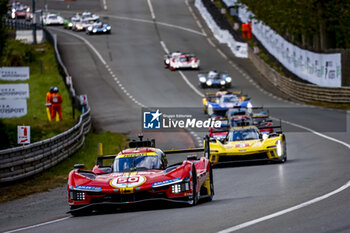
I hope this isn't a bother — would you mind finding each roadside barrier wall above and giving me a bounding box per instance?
[0,25,91,183]
[195,0,350,103]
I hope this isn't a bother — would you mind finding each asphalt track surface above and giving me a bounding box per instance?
[1,0,350,233]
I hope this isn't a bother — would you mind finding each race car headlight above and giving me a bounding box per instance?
[107,26,111,30]
[68,22,73,27]
[69,190,86,201]
[93,29,97,33]
[247,102,253,109]
[103,29,106,32]
[206,80,212,86]
[276,140,282,156]
[165,59,170,64]
[171,183,189,194]
[220,80,226,85]
[88,26,92,31]
[199,77,206,83]
[226,77,232,82]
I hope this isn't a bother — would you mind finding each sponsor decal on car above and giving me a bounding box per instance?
[75,185,102,192]
[110,175,146,188]
[152,177,182,187]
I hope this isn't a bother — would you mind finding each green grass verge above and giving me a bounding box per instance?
[0,39,78,149]
[0,131,127,203]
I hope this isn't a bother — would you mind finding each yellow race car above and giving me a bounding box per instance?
[207,125,287,164]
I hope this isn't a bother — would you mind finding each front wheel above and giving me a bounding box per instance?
[188,165,198,206]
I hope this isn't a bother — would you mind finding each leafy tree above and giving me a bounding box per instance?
[0,0,9,60]
[237,0,350,50]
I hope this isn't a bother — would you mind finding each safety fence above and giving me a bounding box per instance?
[248,48,350,103]
[196,0,350,103]
[0,24,91,183]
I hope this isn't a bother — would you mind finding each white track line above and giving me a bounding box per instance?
[104,15,205,36]
[178,71,204,98]
[218,180,350,233]
[147,0,156,20]
[183,1,350,232]
[160,41,169,54]
[102,0,107,10]
[50,28,146,108]
[217,118,350,233]
[3,217,71,233]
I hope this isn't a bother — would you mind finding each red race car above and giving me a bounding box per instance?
[67,136,214,216]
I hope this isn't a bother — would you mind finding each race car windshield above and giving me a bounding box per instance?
[48,15,57,19]
[222,96,238,103]
[228,128,259,141]
[179,57,189,62]
[113,156,161,172]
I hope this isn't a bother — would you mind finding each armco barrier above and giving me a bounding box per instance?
[196,0,350,103]
[0,25,91,183]
[0,108,90,183]
[248,47,350,103]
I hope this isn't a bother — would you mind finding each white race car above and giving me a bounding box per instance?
[43,13,64,25]
[164,52,200,71]
[81,12,99,22]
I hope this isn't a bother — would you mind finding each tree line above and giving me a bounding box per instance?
[237,0,350,50]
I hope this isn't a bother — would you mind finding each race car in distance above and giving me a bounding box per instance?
[72,19,92,31]
[86,22,111,34]
[198,70,232,88]
[164,51,200,71]
[207,125,286,164]
[43,13,64,26]
[67,136,214,216]
[81,11,99,22]
[204,91,252,116]
[64,15,81,29]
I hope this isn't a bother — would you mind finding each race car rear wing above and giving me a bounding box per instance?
[164,135,210,159]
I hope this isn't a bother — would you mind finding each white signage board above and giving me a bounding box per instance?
[234,4,342,87]
[0,84,29,99]
[0,99,27,118]
[17,125,30,144]
[0,67,30,80]
[80,95,88,105]
[252,22,342,87]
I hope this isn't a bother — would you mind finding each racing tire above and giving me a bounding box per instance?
[277,137,287,163]
[188,165,198,206]
[205,164,214,201]
[70,205,92,217]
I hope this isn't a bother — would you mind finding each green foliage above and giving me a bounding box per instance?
[237,0,350,49]
[0,131,127,203]
[0,0,9,59]
[1,39,36,66]
[0,40,77,148]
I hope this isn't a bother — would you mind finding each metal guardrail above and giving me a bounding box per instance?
[198,0,350,103]
[0,109,90,183]
[0,23,91,183]
[248,47,350,103]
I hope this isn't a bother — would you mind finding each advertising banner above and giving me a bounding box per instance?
[0,67,30,80]
[252,22,341,87]
[0,99,27,118]
[0,84,29,99]
[234,4,342,87]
